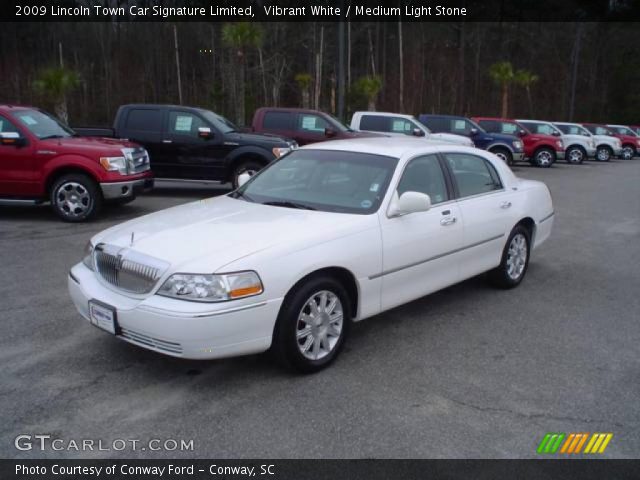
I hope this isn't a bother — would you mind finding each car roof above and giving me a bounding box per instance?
[0,104,35,111]
[472,117,518,122]
[298,136,473,158]
[553,122,581,126]
[256,107,327,115]
[419,114,466,119]
[354,111,415,118]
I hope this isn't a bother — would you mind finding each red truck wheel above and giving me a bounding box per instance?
[50,173,103,222]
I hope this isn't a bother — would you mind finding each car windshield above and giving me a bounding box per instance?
[326,113,351,132]
[200,111,238,133]
[557,124,590,136]
[11,109,74,139]
[415,119,432,133]
[231,149,398,214]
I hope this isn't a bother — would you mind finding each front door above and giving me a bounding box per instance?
[0,114,36,197]
[379,154,463,310]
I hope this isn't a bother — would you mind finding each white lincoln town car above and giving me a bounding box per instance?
[69,138,554,372]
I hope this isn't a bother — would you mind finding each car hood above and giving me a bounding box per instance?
[428,132,474,146]
[227,131,294,147]
[42,135,140,154]
[91,196,371,273]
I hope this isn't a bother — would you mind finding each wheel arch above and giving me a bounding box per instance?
[516,217,536,244]
[225,147,273,181]
[45,166,101,197]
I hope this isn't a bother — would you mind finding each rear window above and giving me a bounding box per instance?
[359,115,388,132]
[125,109,162,132]
[263,111,292,130]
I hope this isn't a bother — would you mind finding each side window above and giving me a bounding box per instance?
[396,155,448,205]
[445,153,503,198]
[500,122,519,135]
[125,109,162,132]
[297,114,330,133]
[449,119,473,135]
[167,111,206,137]
[359,115,388,132]
[478,120,498,133]
[0,115,21,135]
[420,117,445,132]
[263,111,292,130]
[390,117,414,134]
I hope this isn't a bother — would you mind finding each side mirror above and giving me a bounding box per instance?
[198,127,213,140]
[552,131,561,137]
[412,128,425,137]
[324,127,336,138]
[470,128,479,136]
[0,132,26,146]
[237,172,252,188]
[388,191,431,217]
[518,129,527,137]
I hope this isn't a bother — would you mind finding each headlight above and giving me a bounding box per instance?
[100,156,128,174]
[82,241,94,271]
[513,140,523,150]
[636,139,640,146]
[272,147,292,158]
[158,271,263,302]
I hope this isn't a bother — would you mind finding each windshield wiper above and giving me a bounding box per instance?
[262,201,316,210]
[229,191,255,202]
[40,134,65,140]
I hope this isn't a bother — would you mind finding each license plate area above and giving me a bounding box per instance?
[88,300,118,335]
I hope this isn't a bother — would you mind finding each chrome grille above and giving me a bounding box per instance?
[128,148,150,173]
[94,244,168,294]
[120,327,183,355]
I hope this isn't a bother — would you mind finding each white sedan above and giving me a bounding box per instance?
[69,138,554,372]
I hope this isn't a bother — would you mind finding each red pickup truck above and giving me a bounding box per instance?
[0,105,153,221]
[472,116,564,167]
[251,107,379,145]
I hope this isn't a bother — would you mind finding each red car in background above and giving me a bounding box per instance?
[630,125,640,136]
[606,124,640,159]
[472,117,564,167]
[0,105,153,221]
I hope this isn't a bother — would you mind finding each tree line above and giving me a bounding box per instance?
[1,21,638,126]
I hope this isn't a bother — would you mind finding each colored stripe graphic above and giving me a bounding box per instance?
[537,433,565,454]
[561,433,589,454]
[584,433,613,454]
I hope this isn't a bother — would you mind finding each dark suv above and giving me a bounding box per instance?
[418,114,524,165]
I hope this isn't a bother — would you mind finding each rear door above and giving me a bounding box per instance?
[379,154,463,310]
[0,114,36,196]
[260,111,294,139]
[442,152,519,278]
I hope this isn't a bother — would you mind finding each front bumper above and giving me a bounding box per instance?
[586,147,597,158]
[556,151,565,160]
[100,177,154,200]
[68,263,281,360]
[513,152,524,162]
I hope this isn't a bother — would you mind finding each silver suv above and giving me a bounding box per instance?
[518,119,595,164]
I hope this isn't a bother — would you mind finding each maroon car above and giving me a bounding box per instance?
[251,107,381,146]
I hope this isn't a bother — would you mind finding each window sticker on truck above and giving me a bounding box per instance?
[175,116,193,132]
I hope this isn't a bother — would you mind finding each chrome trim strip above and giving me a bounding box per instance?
[138,301,268,318]
[540,211,555,223]
[369,233,505,280]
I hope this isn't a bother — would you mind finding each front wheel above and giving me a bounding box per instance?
[50,173,102,222]
[532,148,555,168]
[491,147,514,166]
[566,146,585,164]
[621,145,635,160]
[232,160,264,189]
[490,225,531,289]
[595,146,612,162]
[272,276,351,373]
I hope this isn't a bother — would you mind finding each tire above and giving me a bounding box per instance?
[565,146,586,164]
[490,147,514,166]
[49,173,102,222]
[532,148,555,168]
[621,145,635,160]
[595,146,612,162]
[272,275,351,373]
[490,224,531,289]
[232,159,264,189]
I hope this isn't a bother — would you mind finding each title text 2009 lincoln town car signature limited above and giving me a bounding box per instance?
[69,138,554,372]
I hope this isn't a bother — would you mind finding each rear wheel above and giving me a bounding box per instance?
[490,225,531,289]
[595,146,612,162]
[50,173,102,222]
[232,159,264,189]
[490,147,514,166]
[532,148,555,168]
[566,146,585,164]
[272,276,351,373]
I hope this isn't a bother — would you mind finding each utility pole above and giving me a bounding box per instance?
[337,15,345,121]
[173,24,183,105]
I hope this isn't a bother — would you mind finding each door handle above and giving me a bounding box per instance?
[162,139,172,144]
[440,216,457,226]
[500,201,512,209]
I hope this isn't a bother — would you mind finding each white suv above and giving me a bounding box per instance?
[350,111,474,147]
[518,119,596,164]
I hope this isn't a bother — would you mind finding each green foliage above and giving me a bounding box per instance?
[488,61,515,86]
[514,70,539,88]
[33,67,80,102]
[294,73,313,89]
[351,75,383,110]
[222,22,263,51]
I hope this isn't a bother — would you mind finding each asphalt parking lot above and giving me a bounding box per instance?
[1,158,639,459]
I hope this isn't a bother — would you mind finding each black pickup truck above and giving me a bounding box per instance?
[75,104,297,188]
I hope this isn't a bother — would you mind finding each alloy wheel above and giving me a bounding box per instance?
[596,148,611,162]
[296,290,344,361]
[55,182,92,218]
[506,233,528,281]
[536,151,553,167]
